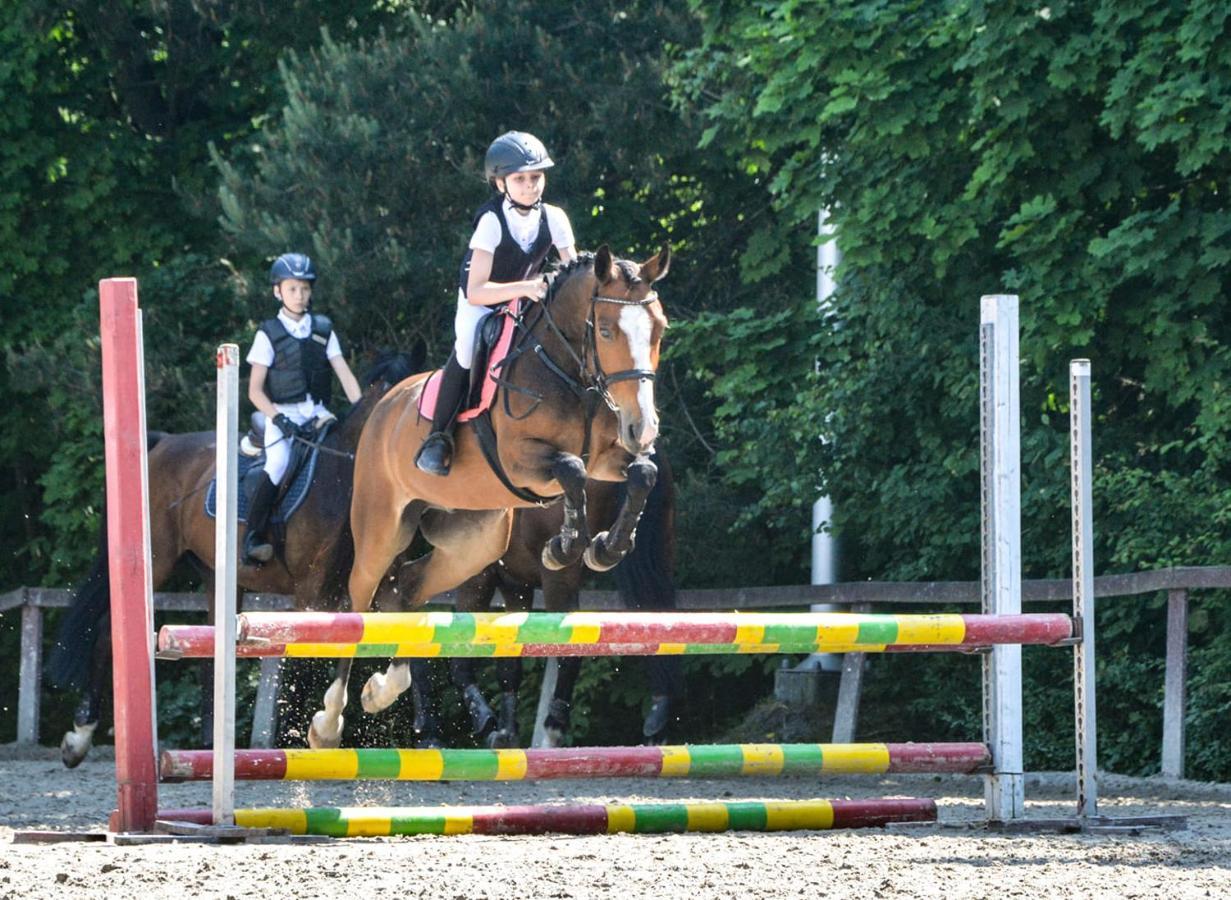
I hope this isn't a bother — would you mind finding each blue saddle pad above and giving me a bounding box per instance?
[204,427,329,524]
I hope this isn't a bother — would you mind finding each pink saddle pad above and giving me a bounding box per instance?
[418,300,521,422]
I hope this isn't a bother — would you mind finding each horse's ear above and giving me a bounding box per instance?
[594,245,615,285]
[641,244,671,283]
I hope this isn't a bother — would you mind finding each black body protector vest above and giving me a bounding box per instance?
[260,314,334,406]
[457,196,555,297]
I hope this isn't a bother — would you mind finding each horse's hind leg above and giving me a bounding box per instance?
[540,571,583,747]
[359,507,509,717]
[310,498,423,749]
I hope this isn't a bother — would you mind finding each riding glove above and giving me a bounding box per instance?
[273,413,298,439]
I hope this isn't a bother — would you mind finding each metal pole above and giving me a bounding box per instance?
[99,279,158,833]
[980,295,1024,821]
[212,344,240,825]
[1070,360,1098,817]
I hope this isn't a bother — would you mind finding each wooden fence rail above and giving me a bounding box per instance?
[3,564,1227,778]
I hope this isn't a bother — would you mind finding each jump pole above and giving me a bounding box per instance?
[212,345,241,825]
[980,294,1024,821]
[99,279,159,833]
[1070,360,1098,817]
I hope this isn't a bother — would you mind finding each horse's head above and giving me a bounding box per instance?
[585,245,670,455]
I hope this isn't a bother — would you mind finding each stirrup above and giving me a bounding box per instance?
[415,432,455,476]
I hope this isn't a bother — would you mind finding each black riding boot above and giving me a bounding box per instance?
[415,355,470,476]
[242,473,278,563]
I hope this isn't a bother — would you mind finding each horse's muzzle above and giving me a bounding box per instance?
[618,410,659,456]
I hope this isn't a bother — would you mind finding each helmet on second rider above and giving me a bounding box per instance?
[484,131,554,186]
[269,253,317,286]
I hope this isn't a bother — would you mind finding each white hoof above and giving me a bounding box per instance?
[361,666,411,714]
[307,711,344,749]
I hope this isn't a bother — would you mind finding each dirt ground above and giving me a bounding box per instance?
[1,743,1228,899]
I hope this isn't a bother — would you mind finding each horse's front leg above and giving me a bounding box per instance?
[585,455,658,572]
[541,454,590,571]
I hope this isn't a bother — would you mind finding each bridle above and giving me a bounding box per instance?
[494,267,660,420]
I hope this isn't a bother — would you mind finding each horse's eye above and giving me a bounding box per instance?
[599,327,614,341]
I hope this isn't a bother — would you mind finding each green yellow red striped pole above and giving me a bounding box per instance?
[160,742,991,782]
[156,611,1073,658]
[155,797,937,835]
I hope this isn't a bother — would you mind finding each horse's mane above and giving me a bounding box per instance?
[335,346,423,426]
[544,252,595,303]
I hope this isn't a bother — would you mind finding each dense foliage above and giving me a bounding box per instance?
[675,0,1231,778]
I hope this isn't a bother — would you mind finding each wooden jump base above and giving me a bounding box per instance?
[151,798,938,836]
[160,742,993,782]
[156,610,1074,658]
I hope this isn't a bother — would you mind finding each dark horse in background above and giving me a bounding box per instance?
[418,448,681,749]
[47,351,420,767]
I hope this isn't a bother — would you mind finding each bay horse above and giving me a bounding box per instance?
[47,351,419,767]
[309,246,670,748]
[438,447,680,749]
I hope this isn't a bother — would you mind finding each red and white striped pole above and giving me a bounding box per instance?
[99,278,158,833]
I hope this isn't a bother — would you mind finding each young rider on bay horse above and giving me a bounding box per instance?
[415,130,578,476]
[244,253,363,563]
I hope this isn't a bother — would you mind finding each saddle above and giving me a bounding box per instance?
[205,417,333,527]
[418,300,520,422]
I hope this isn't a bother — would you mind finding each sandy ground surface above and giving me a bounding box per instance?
[1,743,1228,899]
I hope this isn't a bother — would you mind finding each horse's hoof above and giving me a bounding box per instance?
[539,726,563,748]
[307,712,344,749]
[463,685,496,738]
[583,533,621,572]
[486,728,520,749]
[541,540,568,571]
[415,735,446,750]
[60,734,88,769]
[361,671,402,714]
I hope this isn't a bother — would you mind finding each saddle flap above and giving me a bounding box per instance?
[418,300,521,423]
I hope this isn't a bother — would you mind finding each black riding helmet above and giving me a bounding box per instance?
[484,131,554,186]
[269,253,317,285]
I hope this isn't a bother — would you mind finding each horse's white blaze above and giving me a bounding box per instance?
[619,305,659,446]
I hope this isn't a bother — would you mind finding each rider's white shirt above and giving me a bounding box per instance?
[468,198,574,256]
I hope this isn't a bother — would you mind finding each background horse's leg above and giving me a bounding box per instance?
[585,455,658,571]
[311,497,423,749]
[488,579,535,748]
[448,565,500,740]
[409,659,444,749]
[541,455,590,571]
[60,623,111,768]
[539,565,584,747]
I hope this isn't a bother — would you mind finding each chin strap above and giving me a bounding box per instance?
[504,192,542,213]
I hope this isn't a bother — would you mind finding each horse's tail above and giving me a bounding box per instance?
[612,449,676,610]
[47,431,166,690]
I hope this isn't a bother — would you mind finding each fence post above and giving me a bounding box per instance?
[980,295,1024,821]
[1161,588,1189,779]
[17,598,42,744]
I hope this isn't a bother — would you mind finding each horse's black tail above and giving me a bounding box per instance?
[47,431,166,691]
[612,449,676,611]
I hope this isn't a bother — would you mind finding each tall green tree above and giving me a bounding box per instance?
[677,0,1231,777]
[0,1,408,584]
